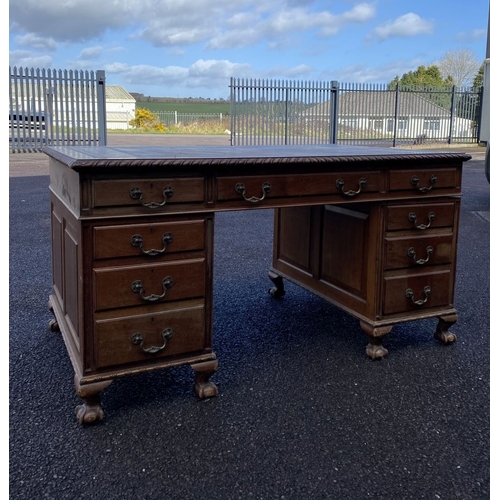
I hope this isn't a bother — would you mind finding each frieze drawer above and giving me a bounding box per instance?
[388,168,460,193]
[95,304,206,369]
[92,178,205,208]
[94,259,206,311]
[386,202,457,231]
[217,172,380,203]
[384,233,453,270]
[93,219,206,260]
[383,269,452,315]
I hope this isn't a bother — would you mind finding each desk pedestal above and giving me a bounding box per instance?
[270,199,460,358]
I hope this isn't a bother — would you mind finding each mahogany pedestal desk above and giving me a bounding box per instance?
[44,144,470,424]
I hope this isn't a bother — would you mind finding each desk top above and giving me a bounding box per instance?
[44,144,471,170]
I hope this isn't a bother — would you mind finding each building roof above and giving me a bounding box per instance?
[10,82,135,102]
[338,91,450,117]
[106,85,136,101]
[310,91,451,117]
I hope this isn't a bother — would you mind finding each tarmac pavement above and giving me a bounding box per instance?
[9,135,490,499]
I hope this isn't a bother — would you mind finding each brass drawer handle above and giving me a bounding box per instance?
[129,186,174,208]
[235,182,271,203]
[408,211,436,229]
[411,174,437,193]
[336,177,367,197]
[131,328,174,354]
[407,245,433,265]
[406,286,431,306]
[130,232,173,256]
[131,276,174,301]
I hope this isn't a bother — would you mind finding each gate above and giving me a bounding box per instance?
[9,67,107,153]
[230,78,482,147]
[229,78,338,146]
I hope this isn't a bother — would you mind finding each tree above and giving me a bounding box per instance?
[389,65,453,88]
[472,63,485,89]
[437,48,481,88]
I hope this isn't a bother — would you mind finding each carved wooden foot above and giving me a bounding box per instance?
[47,299,60,332]
[268,270,286,298]
[192,360,219,398]
[74,375,112,425]
[360,321,392,359]
[434,314,458,345]
[48,318,60,332]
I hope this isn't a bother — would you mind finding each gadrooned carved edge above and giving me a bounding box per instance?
[43,150,472,170]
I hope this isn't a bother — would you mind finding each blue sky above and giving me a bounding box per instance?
[9,0,490,99]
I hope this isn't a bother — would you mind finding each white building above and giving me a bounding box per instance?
[10,81,136,131]
[105,85,136,130]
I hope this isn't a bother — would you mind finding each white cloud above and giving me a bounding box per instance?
[103,59,252,89]
[15,33,57,51]
[9,50,53,69]
[9,0,136,41]
[321,3,376,36]
[207,3,376,50]
[78,46,104,60]
[9,0,377,50]
[368,13,434,41]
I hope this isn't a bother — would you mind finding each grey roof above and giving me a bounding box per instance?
[339,91,450,116]
[10,82,135,102]
[311,91,451,117]
[106,85,135,101]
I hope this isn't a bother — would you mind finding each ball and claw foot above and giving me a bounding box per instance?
[47,299,60,332]
[74,377,112,425]
[434,315,458,345]
[268,270,286,299]
[365,342,389,360]
[192,360,219,399]
[195,381,219,398]
[76,402,104,425]
[48,318,60,332]
[360,321,392,360]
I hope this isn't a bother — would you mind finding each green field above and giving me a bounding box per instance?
[137,101,230,114]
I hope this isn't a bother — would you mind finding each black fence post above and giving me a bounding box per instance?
[448,85,456,144]
[393,83,399,147]
[329,81,339,144]
[97,70,107,146]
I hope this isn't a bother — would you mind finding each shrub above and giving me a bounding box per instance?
[129,108,166,131]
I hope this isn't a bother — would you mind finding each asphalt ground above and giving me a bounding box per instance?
[9,136,490,499]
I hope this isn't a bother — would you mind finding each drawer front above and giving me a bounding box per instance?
[94,219,205,260]
[217,172,380,203]
[95,304,206,369]
[383,269,452,315]
[386,202,456,231]
[384,233,453,270]
[94,259,205,311]
[92,178,205,208]
[389,168,459,193]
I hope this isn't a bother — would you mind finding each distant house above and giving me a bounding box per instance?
[105,85,136,130]
[9,81,136,131]
[309,91,476,140]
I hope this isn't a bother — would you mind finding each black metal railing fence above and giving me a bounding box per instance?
[230,78,483,147]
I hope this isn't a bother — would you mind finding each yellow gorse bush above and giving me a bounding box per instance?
[129,108,166,131]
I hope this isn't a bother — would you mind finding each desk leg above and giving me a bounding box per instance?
[268,270,286,298]
[192,360,219,398]
[47,299,60,332]
[360,321,392,359]
[74,376,112,425]
[434,313,458,344]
